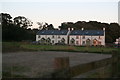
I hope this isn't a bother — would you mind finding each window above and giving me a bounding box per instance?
[52,40,54,43]
[42,31,44,33]
[93,39,98,46]
[52,31,54,33]
[58,40,61,43]
[70,38,75,45]
[61,38,65,44]
[38,35,41,38]
[86,39,91,45]
[40,38,46,43]
[52,35,54,38]
[99,36,101,39]
[58,35,60,38]
[98,41,101,45]
[76,41,79,44]
[76,36,79,39]
[46,38,51,44]
[82,41,85,45]
[82,36,85,39]
[62,32,64,34]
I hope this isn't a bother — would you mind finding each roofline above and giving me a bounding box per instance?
[36,34,68,35]
[36,34,104,36]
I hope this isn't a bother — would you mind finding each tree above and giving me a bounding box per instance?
[37,22,55,30]
[1,13,14,41]
[37,22,48,30]
[1,13,35,41]
[14,16,33,29]
[46,24,54,30]
[59,22,74,30]
[108,23,120,42]
[0,13,12,26]
[59,21,120,43]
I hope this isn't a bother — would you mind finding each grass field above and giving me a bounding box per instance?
[2,42,119,54]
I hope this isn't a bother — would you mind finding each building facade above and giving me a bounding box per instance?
[69,29,105,46]
[36,28,105,46]
[114,37,120,47]
[114,37,120,45]
[36,30,70,45]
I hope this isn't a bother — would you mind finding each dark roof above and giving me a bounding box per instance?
[36,30,68,35]
[70,30,104,36]
[37,30,104,36]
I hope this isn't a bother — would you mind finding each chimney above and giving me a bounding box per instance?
[103,28,105,31]
[71,28,74,30]
[68,28,70,31]
[81,28,84,30]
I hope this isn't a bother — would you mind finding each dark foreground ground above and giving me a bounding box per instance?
[3,51,111,78]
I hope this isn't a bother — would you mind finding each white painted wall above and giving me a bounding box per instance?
[69,35,105,46]
[36,30,105,46]
[92,36,104,45]
[56,35,68,44]
[36,35,47,41]
[36,35,68,44]
[69,35,81,45]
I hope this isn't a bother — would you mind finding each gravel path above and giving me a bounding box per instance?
[3,51,112,77]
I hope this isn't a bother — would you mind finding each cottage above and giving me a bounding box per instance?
[36,30,70,45]
[69,28,105,46]
[114,37,120,45]
[36,28,105,46]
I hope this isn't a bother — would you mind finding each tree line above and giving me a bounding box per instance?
[1,13,55,42]
[59,21,120,43]
[1,13,120,43]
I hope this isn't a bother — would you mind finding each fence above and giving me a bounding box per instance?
[42,51,120,78]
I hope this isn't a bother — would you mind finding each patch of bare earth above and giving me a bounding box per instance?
[3,51,111,78]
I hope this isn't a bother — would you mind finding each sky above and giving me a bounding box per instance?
[0,0,119,29]
[118,1,120,25]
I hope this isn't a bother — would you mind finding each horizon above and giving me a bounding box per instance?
[0,0,119,29]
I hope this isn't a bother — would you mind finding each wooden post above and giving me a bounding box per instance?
[115,51,119,77]
[53,57,70,78]
[118,52,120,76]
[111,51,119,77]
[54,57,69,70]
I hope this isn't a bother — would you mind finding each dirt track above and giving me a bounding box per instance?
[3,51,111,77]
